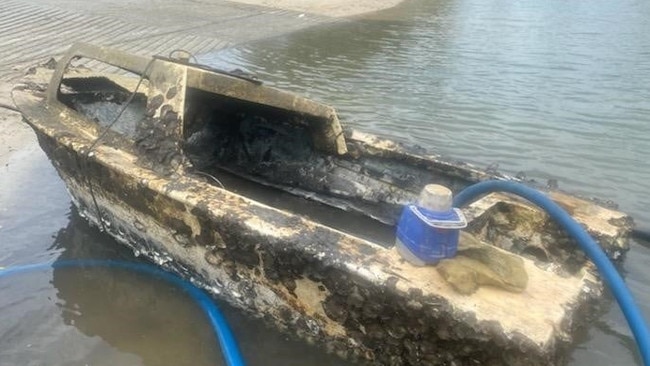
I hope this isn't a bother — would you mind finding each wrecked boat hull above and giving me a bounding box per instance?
[13,43,633,365]
[32,131,601,365]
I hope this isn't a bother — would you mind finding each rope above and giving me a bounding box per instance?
[83,59,155,232]
[0,102,20,113]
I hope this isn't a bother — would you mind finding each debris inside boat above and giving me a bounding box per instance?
[12,43,634,365]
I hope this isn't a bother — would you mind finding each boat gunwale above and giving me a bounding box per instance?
[46,42,348,156]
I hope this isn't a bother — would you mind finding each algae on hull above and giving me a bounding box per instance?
[437,231,529,295]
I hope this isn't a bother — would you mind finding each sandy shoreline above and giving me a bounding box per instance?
[225,0,405,17]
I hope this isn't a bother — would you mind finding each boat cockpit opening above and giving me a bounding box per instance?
[182,87,397,246]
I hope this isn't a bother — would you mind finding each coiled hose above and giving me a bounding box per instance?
[454,180,650,366]
[0,259,246,366]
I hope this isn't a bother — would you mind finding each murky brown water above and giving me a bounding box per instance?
[2,0,650,364]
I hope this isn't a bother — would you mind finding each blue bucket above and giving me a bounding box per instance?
[396,205,467,264]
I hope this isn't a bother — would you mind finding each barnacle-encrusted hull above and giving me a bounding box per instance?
[13,43,633,365]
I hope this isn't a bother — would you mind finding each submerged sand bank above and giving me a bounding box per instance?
[225,0,405,17]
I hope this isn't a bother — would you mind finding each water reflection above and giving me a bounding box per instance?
[47,209,350,366]
[23,209,223,366]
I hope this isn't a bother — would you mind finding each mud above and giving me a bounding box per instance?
[0,80,35,167]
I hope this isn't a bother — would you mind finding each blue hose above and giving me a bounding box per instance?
[0,259,246,366]
[454,180,650,365]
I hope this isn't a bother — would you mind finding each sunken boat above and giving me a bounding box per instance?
[13,43,633,365]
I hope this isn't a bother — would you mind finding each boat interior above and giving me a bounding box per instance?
[57,69,402,247]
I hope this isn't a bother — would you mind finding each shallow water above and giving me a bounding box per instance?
[2,0,650,364]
